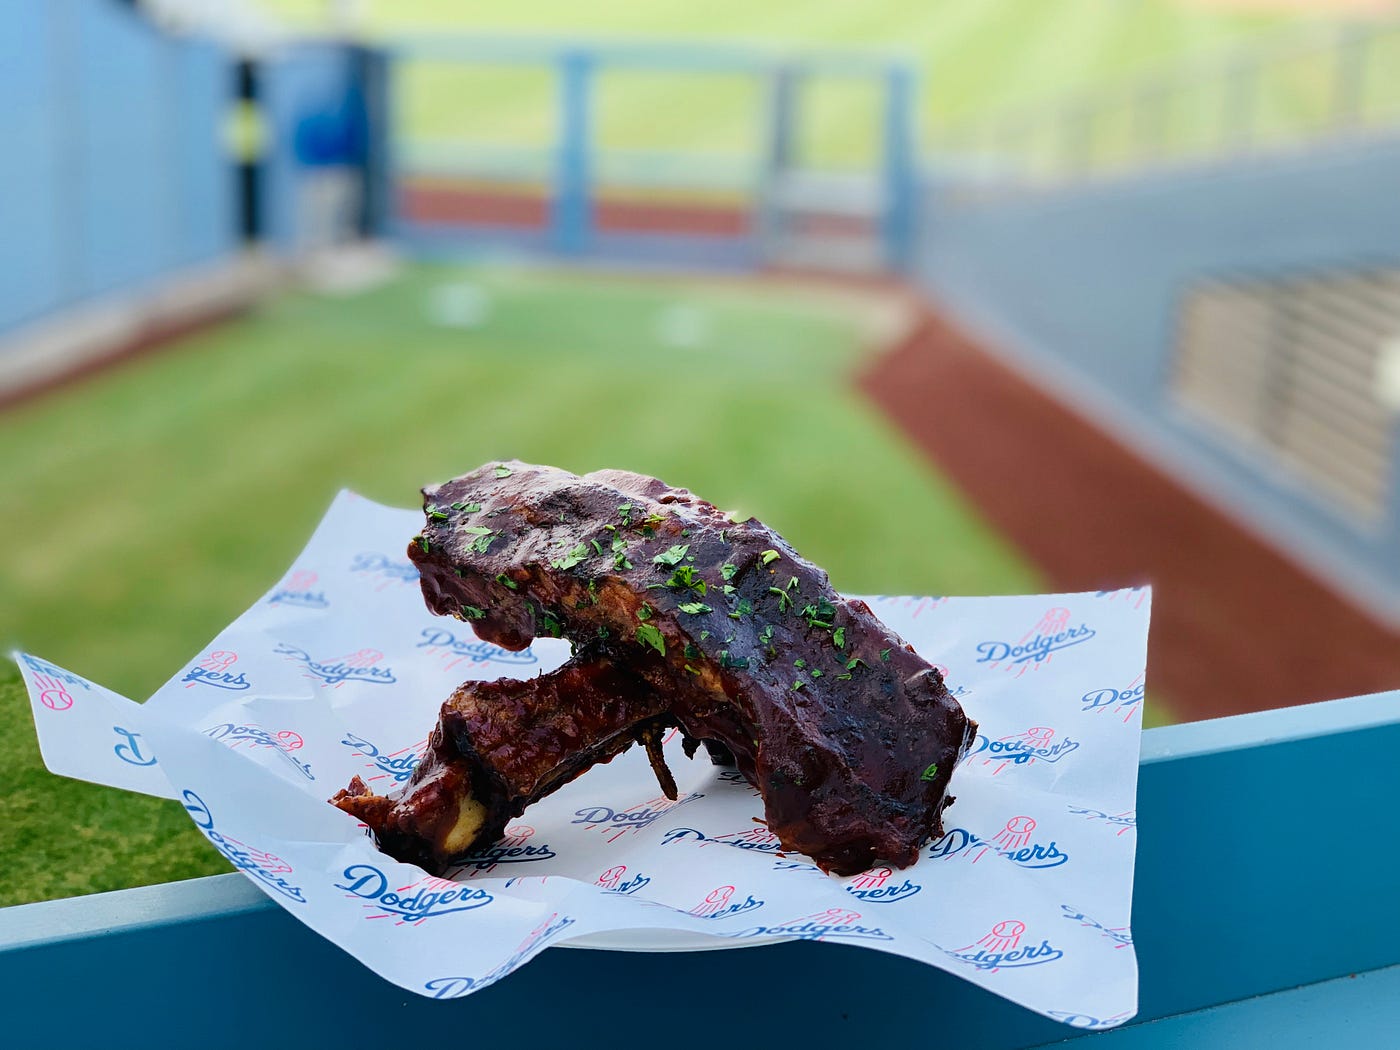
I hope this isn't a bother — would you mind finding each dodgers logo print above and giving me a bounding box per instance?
[341,731,425,786]
[30,672,75,712]
[268,568,329,609]
[113,726,157,767]
[418,628,539,671]
[964,725,1079,776]
[423,913,576,998]
[1060,904,1133,949]
[275,643,396,687]
[728,907,893,943]
[929,815,1069,869]
[573,791,704,843]
[595,865,651,895]
[1068,804,1136,836]
[20,654,91,695]
[337,868,492,924]
[350,551,419,589]
[846,866,922,903]
[975,606,1096,677]
[689,885,764,920]
[182,790,305,903]
[939,919,1064,972]
[181,650,250,691]
[1081,672,1145,722]
[661,824,784,855]
[451,824,556,876]
[204,722,313,781]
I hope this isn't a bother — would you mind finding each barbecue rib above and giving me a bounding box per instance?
[331,461,976,876]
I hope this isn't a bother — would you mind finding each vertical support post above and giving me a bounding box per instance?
[881,64,916,273]
[554,48,593,257]
[756,62,798,266]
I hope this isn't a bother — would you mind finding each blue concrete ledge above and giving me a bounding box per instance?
[3,691,1397,1049]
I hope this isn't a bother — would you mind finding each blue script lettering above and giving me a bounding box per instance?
[455,843,557,871]
[947,939,1064,970]
[730,921,892,942]
[661,827,782,854]
[573,793,703,833]
[350,552,419,582]
[929,828,1069,869]
[418,628,539,665]
[1081,684,1144,712]
[113,726,156,767]
[341,732,419,783]
[336,864,493,919]
[180,790,305,904]
[848,879,922,903]
[966,734,1079,766]
[268,589,329,609]
[180,667,251,691]
[976,625,1096,665]
[274,644,396,686]
[19,654,91,690]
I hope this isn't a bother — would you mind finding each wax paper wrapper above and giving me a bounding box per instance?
[18,491,1148,1030]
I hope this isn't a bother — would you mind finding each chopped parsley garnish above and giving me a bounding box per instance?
[460,604,486,620]
[722,584,737,597]
[799,598,836,630]
[684,642,700,660]
[678,601,712,615]
[792,680,805,692]
[540,610,563,637]
[760,549,781,566]
[495,573,518,591]
[718,651,749,670]
[551,543,589,571]
[787,576,800,591]
[720,563,738,581]
[642,512,665,530]
[451,501,481,513]
[635,623,665,655]
[666,564,705,593]
[494,465,513,479]
[636,604,653,621]
[617,503,633,526]
[728,597,753,620]
[470,532,497,554]
[415,535,430,554]
[653,544,690,567]
[810,669,823,679]
[794,658,806,669]
[427,505,450,521]
[846,657,866,671]
[759,624,775,645]
[768,587,792,613]
[836,672,853,681]
[881,648,893,661]
[920,763,940,782]
[832,626,846,649]
[590,539,604,556]
[700,630,711,641]
[462,525,493,535]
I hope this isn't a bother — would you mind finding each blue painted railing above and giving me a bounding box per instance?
[2,691,1396,1048]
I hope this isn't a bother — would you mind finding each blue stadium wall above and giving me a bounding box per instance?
[0,0,236,334]
[919,136,1400,617]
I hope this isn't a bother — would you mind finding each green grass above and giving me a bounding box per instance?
[255,0,1306,168]
[0,263,1041,905]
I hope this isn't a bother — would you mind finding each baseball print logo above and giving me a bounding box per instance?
[182,790,305,903]
[964,725,1080,776]
[1081,672,1145,722]
[418,628,539,671]
[595,865,651,895]
[940,919,1064,971]
[929,815,1068,869]
[268,569,329,609]
[181,650,251,691]
[846,866,922,903]
[20,654,91,695]
[1046,1011,1135,1031]
[275,643,396,687]
[1068,805,1136,836]
[349,551,419,589]
[573,791,704,843]
[423,913,577,998]
[336,867,492,924]
[975,606,1096,677]
[451,824,557,876]
[728,907,893,943]
[661,824,784,855]
[30,672,76,711]
[1061,904,1133,949]
[341,731,426,786]
[688,885,764,920]
[204,722,313,781]
[715,768,760,795]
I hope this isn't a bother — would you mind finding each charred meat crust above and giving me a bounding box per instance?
[332,461,976,876]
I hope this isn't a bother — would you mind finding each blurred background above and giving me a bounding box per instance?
[3,0,1400,902]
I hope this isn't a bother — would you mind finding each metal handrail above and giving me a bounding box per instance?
[934,19,1400,187]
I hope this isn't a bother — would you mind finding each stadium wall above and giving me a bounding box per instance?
[919,135,1400,618]
[0,0,236,335]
